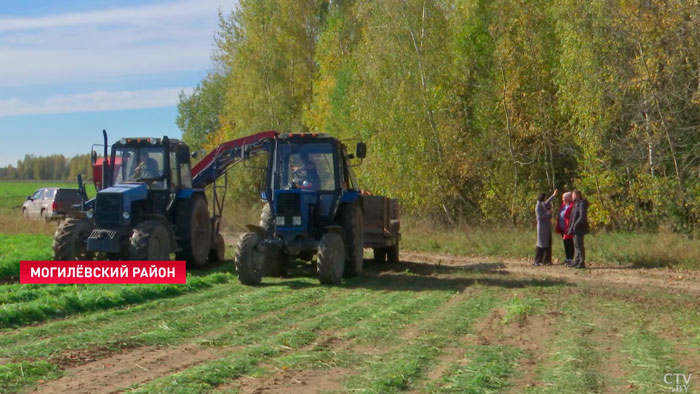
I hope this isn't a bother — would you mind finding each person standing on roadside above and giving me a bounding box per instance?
[555,192,575,266]
[567,190,589,269]
[534,189,558,266]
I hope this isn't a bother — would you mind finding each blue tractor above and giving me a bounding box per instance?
[235,133,401,285]
[52,130,276,265]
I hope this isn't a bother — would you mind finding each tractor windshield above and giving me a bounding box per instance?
[278,142,336,191]
[112,146,167,190]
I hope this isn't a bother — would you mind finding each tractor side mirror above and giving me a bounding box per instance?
[191,151,199,159]
[26,196,32,201]
[356,142,367,159]
[91,151,97,165]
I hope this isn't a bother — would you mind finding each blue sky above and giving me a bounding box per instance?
[0,0,235,166]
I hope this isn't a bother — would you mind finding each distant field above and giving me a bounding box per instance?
[0,180,96,216]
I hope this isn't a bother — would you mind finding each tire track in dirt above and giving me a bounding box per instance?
[33,344,239,394]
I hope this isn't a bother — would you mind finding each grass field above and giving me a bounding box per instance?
[0,181,698,393]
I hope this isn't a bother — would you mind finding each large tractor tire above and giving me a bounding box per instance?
[53,217,94,260]
[259,203,274,236]
[317,232,345,285]
[129,220,172,260]
[339,203,364,277]
[235,232,264,285]
[175,195,212,268]
[208,233,226,262]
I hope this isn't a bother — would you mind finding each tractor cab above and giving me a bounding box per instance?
[110,137,192,192]
[263,134,364,241]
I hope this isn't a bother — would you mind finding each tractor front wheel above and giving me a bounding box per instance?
[53,217,94,260]
[129,220,172,260]
[340,204,364,278]
[235,232,264,285]
[317,232,345,285]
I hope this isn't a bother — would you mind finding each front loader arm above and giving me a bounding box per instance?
[191,131,278,189]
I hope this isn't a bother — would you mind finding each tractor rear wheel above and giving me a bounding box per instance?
[175,195,212,268]
[209,233,226,262]
[317,232,345,285]
[340,204,364,277]
[235,232,264,285]
[129,220,171,260]
[53,217,94,260]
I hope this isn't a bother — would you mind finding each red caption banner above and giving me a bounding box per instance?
[20,261,187,284]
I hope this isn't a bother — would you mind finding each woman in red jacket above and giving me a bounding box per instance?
[555,191,574,266]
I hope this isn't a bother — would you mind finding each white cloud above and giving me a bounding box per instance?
[0,0,235,88]
[0,0,227,31]
[0,88,192,117]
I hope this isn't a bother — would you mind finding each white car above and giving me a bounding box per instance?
[22,187,82,220]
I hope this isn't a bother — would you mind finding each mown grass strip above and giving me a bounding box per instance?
[429,345,523,394]
[3,278,363,393]
[344,287,501,393]
[1,278,331,360]
[623,329,683,393]
[0,272,233,328]
[128,277,459,393]
[527,305,604,393]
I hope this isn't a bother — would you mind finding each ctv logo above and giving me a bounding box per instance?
[664,373,692,393]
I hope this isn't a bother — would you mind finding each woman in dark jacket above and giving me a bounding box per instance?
[567,190,589,269]
[534,189,558,266]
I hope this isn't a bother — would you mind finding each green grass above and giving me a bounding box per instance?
[429,345,524,394]
[0,272,233,328]
[0,234,52,278]
[527,304,605,393]
[0,361,62,394]
[402,219,700,269]
[502,295,546,324]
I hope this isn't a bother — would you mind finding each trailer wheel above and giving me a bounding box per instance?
[340,204,363,277]
[175,195,211,268]
[235,232,264,285]
[209,233,226,262]
[373,248,387,264]
[387,241,399,264]
[53,217,94,260]
[317,232,345,285]
[130,220,172,260]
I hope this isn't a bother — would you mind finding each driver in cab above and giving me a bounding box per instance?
[131,153,161,180]
[291,152,321,190]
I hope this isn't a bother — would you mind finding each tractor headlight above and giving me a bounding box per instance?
[292,216,301,226]
[86,209,94,219]
[122,211,130,220]
[276,216,285,226]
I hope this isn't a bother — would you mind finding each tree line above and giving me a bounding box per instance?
[0,154,92,182]
[178,0,700,231]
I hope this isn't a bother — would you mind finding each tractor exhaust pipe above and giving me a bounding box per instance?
[102,129,110,188]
